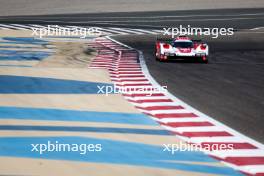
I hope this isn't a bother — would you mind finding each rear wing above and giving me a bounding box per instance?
[156,35,203,43]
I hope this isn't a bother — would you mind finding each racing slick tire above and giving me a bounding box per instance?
[155,50,163,62]
[201,56,209,64]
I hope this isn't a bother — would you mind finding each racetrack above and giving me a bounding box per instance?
[1,4,264,154]
[1,3,264,175]
[113,32,264,144]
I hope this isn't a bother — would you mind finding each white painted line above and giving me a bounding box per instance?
[11,24,32,30]
[132,28,158,35]
[162,125,224,133]
[65,25,80,28]
[110,28,143,35]
[131,102,177,107]
[209,149,264,158]
[109,71,142,74]
[250,26,264,30]
[0,25,9,30]
[139,109,190,114]
[114,86,153,90]
[110,73,143,76]
[151,29,163,33]
[98,27,129,35]
[0,24,20,30]
[156,117,206,123]
[110,69,142,72]
[179,136,246,143]
[30,24,46,28]
[111,77,146,80]
[115,81,149,84]
[124,96,167,100]
[222,163,264,175]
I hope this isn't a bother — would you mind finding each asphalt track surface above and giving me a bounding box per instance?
[0,8,264,30]
[1,8,264,143]
[113,32,264,144]
[0,0,264,16]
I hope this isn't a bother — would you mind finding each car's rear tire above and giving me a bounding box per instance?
[156,55,161,61]
[155,48,160,61]
[201,56,208,64]
[155,52,163,62]
[155,48,167,62]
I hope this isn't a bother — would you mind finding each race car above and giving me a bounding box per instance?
[155,36,209,63]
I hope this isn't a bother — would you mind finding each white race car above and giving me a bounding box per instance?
[155,36,209,63]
